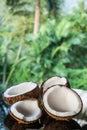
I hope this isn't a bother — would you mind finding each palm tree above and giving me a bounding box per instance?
[34,0,40,36]
[6,0,63,36]
[33,0,63,35]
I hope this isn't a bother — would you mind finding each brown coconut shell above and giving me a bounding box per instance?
[4,113,42,130]
[10,112,42,129]
[40,76,70,97]
[3,82,40,105]
[9,98,42,127]
[42,85,83,121]
[43,107,74,121]
[43,119,82,130]
[10,111,42,125]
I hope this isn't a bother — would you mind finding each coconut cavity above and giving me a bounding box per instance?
[10,99,42,122]
[42,76,68,93]
[43,85,82,119]
[4,82,37,97]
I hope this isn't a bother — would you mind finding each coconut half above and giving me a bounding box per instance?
[43,85,82,120]
[41,76,70,95]
[3,82,40,105]
[10,99,42,124]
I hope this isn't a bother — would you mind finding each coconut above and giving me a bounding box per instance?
[41,76,70,96]
[9,99,42,125]
[4,113,42,130]
[42,85,82,120]
[3,82,40,105]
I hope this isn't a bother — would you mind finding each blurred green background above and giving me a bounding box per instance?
[0,0,87,93]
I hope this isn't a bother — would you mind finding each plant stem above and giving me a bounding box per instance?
[5,43,22,87]
[33,0,40,36]
[2,53,7,85]
[5,57,25,87]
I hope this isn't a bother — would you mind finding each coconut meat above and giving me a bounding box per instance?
[10,100,42,122]
[42,76,67,93]
[4,82,37,97]
[43,85,82,117]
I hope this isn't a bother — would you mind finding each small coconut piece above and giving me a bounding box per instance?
[10,99,42,125]
[3,82,40,105]
[43,119,82,130]
[43,85,82,121]
[41,76,70,96]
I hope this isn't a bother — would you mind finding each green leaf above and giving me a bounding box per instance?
[51,46,60,59]
[55,19,71,40]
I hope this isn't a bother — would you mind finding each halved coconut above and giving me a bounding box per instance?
[4,113,42,130]
[41,76,70,96]
[3,82,40,105]
[42,85,82,120]
[10,99,42,125]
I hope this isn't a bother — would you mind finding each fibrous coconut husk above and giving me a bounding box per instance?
[3,82,40,105]
[40,76,70,97]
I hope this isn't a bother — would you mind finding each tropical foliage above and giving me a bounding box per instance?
[0,0,87,93]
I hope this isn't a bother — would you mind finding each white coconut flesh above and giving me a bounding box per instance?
[43,85,82,117]
[4,82,37,97]
[10,100,42,122]
[42,76,67,93]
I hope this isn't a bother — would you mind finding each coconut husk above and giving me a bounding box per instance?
[4,85,40,105]
[10,109,40,124]
[40,76,70,98]
[9,98,42,124]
